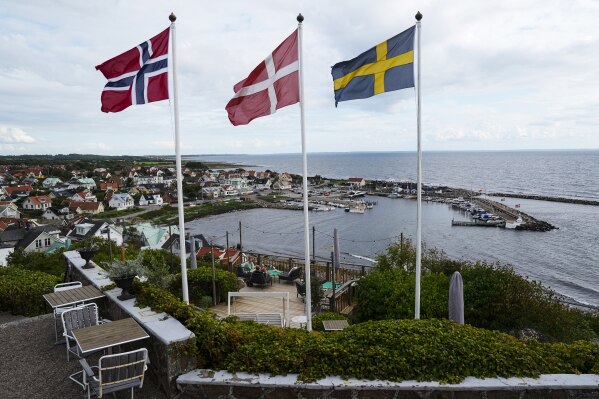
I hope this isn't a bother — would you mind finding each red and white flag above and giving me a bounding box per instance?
[226,30,299,126]
[95,27,170,113]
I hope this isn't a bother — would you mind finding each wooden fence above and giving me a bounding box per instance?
[244,252,370,284]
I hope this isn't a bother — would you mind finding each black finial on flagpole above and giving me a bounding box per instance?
[169,13,177,22]
[297,13,304,23]
[415,11,422,21]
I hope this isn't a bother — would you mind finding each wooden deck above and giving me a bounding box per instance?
[209,281,308,328]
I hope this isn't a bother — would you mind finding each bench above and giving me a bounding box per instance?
[235,313,283,327]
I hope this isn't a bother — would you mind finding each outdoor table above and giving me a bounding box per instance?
[43,285,105,309]
[322,319,349,331]
[44,285,106,344]
[267,269,282,283]
[72,317,149,355]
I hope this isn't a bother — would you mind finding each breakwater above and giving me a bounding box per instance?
[489,193,599,206]
[473,198,556,231]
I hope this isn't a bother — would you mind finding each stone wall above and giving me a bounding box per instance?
[65,251,196,398]
[176,370,599,399]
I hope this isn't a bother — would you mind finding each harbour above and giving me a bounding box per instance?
[187,150,599,308]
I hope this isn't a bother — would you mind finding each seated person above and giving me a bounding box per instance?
[237,264,251,279]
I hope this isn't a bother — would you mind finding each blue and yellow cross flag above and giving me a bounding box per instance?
[331,26,415,106]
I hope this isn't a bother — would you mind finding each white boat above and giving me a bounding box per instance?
[505,216,523,229]
[348,203,366,213]
[313,205,335,212]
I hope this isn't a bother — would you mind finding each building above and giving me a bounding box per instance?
[22,195,52,210]
[108,193,135,210]
[348,178,366,188]
[66,219,123,245]
[69,201,104,215]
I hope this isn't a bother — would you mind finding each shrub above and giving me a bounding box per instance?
[354,269,449,322]
[133,282,599,384]
[171,267,237,305]
[7,247,66,277]
[0,267,60,316]
[360,241,599,342]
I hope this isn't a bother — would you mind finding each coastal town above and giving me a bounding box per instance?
[0,154,563,267]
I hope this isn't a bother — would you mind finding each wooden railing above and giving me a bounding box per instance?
[327,280,358,314]
[244,252,368,284]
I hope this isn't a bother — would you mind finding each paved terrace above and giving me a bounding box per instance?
[0,312,167,399]
[209,279,309,327]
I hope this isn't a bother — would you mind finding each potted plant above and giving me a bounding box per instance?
[104,254,145,301]
[77,246,99,269]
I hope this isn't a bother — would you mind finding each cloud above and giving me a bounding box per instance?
[0,126,37,144]
[1,0,598,154]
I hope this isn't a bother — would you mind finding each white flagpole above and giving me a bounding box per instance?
[297,13,312,331]
[170,12,189,304]
[414,11,423,319]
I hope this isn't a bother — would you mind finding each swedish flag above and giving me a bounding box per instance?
[332,26,415,106]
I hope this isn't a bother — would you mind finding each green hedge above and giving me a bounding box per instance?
[355,263,599,342]
[7,248,66,277]
[171,266,237,305]
[0,267,60,316]
[132,282,599,383]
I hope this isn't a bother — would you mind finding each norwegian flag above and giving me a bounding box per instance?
[226,30,299,126]
[95,27,170,113]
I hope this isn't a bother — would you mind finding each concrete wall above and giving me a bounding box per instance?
[177,370,599,399]
[64,251,196,398]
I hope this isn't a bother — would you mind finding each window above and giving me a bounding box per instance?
[44,238,51,246]
[35,239,42,248]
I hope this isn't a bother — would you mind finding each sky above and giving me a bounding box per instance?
[1,0,598,156]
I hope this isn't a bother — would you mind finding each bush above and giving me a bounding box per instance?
[354,269,449,322]
[0,267,60,316]
[133,282,599,384]
[7,248,66,277]
[359,241,599,342]
[172,267,237,305]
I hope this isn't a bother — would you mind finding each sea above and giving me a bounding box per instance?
[185,151,599,308]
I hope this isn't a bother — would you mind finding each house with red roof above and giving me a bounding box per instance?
[3,185,34,197]
[348,177,366,188]
[22,195,52,210]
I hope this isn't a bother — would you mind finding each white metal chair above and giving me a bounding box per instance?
[76,348,148,399]
[61,303,106,361]
[53,281,83,343]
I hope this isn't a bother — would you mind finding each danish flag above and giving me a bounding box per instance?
[226,30,299,126]
[95,27,170,113]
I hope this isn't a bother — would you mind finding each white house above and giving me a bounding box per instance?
[71,191,97,202]
[220,185,239,197]
[0,201,20,218]
[272,173,292,190]
[348,178,366,188]
[42,206,73,221]
[254,178,272,191]
[133,175,163,186]
[108,193,135,210]
[76,178,97,190]
[152,194,163,206]
[138,194,164,206]
[68,220,123,245]
[224,177,252,194]
[22,195,52,210]
[138,195,150,206]
[42,177,62,188]
[202,187,220,199]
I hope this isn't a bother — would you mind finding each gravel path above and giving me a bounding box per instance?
[0,314,168,399]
